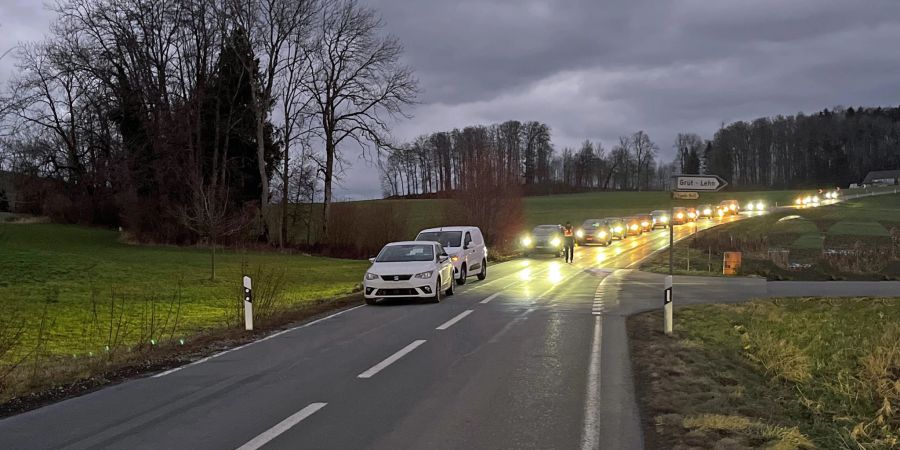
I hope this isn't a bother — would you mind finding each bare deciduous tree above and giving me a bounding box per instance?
[302,0,418,237]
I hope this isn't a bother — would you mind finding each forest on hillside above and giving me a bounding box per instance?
[380,106,900,198]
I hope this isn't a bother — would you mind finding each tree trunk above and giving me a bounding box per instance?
[250,87,270,241]
[322,134,334,239]
[281,128,290,249]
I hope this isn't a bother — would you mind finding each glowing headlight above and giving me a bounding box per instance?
[576,229,584,238]
[597,231,607,238]
[745,203,754,210]
[676,213,684,219]
[660,217,669,223]
[614,226,623,233]
[630,224,638,231]
[717,209,725,217]
[451,255,460,262]
[812,196,820,203]
[641,221,649,227]
[414,270,433,279]
[795,197,803,205]
[703,208,712,215]
[365,272,379,280]
[551,237,561,247]
[756,202,765,210]
[687,212,696,219]
[729,204,737,211]
[522,236,533,247]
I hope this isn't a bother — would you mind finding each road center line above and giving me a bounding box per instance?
[436,310,474,330]
[358,340,427,379]
[480,293,501,304]
[581,316,603,450]
[236,402,327,450]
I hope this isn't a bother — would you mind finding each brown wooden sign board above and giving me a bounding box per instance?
[672,191,699,200]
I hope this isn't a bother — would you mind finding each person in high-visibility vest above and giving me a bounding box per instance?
[563,221,575,263]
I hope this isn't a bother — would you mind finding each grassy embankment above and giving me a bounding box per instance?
[641,192,900,280]
[0,223,367,360]
[629,298,900,449]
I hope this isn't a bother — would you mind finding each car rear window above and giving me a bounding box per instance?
[416,231,462,247]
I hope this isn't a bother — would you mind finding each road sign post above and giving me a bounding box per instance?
[664,275,673,336]
[243,275,253,331]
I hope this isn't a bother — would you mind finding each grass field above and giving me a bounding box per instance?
[0,223,368,360]
[286,188,892,246]
[642,192,900,279]
[629,297,900,449]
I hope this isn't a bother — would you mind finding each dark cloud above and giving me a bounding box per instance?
[3,0,900,199]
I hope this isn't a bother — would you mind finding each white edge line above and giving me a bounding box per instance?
[436,310,474,330]
[153,305,365,378]
[480,293,501,304]
[358,340,427,379]
[236,402,327,450]
[581,316,603,450]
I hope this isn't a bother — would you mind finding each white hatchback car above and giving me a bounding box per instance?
[415,226,488,285]
[363,241,455,305]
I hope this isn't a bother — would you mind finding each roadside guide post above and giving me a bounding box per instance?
[243,275,253,331]
[664,275,673,336]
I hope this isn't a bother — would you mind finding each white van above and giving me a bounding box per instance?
[415,226,487,285]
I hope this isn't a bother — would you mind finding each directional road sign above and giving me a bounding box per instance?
[672,174,728,192]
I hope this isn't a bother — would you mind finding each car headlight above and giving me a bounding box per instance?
[630,224,638,231]
[795,198,802,205]
[414,270,433,279]
[614,226,623,233]
[661,217,669,223]
[576,229,584,238]
[676,213,684,219]
[522,236,533,247]
[641,221,649,227]
[812,196,820,203]
[365,272,379,280]
[703,208,712,215]
[451,255,460,262]
[551,237,561,247]
[597,231,607,238]
[756,202,765,210]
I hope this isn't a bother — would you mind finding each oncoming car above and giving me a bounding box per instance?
[522,225,564,257]
[744,200,767,212]
[696,204,715,219]
[576,219,612,246]
[671,207,688,225]
[624,216,643,236]
[415,226,487,285]
[650,210,669,229]
[605,217,627,239]
[719,200,740,216]
[364,241,455,305]
[635,214,653,232]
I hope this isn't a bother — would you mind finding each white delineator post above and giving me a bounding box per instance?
[243,275,253,331]
[664,275,673,336]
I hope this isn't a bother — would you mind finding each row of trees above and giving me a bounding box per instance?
[0,0,416,244]
[379,121,553,197]
[381,126,670,196]
[702,107,900,188]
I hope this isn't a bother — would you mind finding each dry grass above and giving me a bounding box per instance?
[629,298,900,450]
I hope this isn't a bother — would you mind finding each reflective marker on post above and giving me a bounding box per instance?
[664,275,673,336]
[243,275,253,331]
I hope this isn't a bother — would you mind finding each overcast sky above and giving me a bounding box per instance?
[3,0,900,199]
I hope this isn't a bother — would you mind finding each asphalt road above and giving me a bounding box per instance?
[1,210,897,450]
